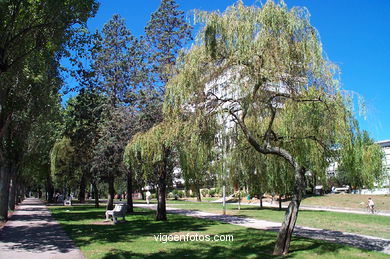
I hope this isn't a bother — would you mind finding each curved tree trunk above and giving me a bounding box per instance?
[106,176,115,210]
[273,167,306,255]
[126,169,133,213]
[0,165,10,221]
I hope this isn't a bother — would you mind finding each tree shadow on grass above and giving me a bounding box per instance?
[50,206,388,258]
[50,207,218,248]
[98,227,369,259]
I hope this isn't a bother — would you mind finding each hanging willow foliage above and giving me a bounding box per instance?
[50,137,75,182]
[124,121,179,178]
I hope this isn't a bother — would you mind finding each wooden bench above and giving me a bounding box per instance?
[105,203,127,223]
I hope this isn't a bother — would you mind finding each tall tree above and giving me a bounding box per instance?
[126,0,192,221]
[145,0,192,91]
[163,1,383,255]
[88,14,145,210]
[64,89,106,203]
[125,121,178,221]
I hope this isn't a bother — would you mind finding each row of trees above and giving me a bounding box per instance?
[50,0,192,216]
[0,0,99,220]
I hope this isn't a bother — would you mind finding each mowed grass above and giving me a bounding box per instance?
[301,194,390,211]
[164,200,390,239]
[49,205,389,259]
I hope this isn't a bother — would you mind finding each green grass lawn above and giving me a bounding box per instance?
[163,200,390,239]
[49,205,389,259]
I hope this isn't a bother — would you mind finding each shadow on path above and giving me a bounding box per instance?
[0,198,84,259]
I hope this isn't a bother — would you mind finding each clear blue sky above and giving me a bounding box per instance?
[81,0,390,141]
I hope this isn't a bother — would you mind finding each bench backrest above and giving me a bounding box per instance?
[113,204,127,213]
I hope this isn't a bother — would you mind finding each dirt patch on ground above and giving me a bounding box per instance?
[90,220,114,225]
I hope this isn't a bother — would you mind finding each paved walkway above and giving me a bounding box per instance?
[0,198,84,259]
[210,200,390,217]
[135,204,390,255]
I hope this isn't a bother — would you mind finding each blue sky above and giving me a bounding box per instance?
[81,0,390,141]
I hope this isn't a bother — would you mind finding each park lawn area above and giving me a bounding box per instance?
[48,205,389,259]
[301,194,390,211]
[164,200,390,239]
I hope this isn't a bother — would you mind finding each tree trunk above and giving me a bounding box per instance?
[273,167,306,255]
[259,193,263,208]
[46,175,55,203]
[156,147,170,221]
[106,176,115,210]
[156,168,167,221]
[0,166,11,221]
[126,169,133,213]
[238,191,241,210]
[8,173,16,211]
[195,183,201,202]
[78,171,87,203]
[278,195,282,210]
[92,181,99,208]
[15,183,20,205]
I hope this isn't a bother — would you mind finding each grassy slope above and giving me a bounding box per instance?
[49,205,389,259]
[164,200,390,239]
[301,194,390,210]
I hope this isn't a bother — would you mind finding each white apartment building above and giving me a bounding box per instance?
[376,139,390,186]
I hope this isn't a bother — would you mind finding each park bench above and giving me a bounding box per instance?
[105,203,127,224]
[64,199,72,206]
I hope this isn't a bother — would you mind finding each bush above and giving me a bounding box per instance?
[209,189,216,197]
[172,189,184,198]
[201,189,209,197]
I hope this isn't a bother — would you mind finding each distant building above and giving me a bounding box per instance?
[376,139,390,187]
[325,139,390,194]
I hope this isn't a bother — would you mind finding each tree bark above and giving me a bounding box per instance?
[8,173,16,211]
[156,147,170,221]
[92,181,99,208]
[0,166,10,221]
[259,193,263,208]
[156,169,167,221]
[46,175,55,203]
[278,195,282,210]
[273,167,306,255]
[106,176,115,210]
[78,170,87,203]
[195,183,201,202]
[126,169,133,213]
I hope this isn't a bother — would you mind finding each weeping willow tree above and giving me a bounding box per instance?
[338,125,386,189]
[163,1,368,255]
[50,137,77,198]
[177,118,218,201]
[124,121,181,221]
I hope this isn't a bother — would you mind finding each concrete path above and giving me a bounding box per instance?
[135,204,390,255]
[0,198,84,259]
